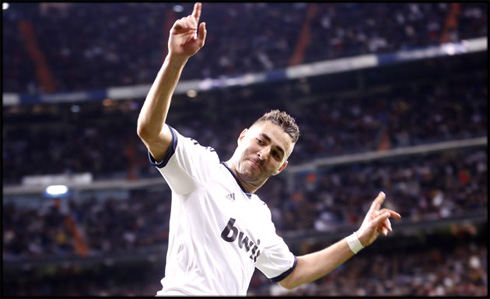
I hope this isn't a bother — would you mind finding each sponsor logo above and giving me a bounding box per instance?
[220,218,261,262]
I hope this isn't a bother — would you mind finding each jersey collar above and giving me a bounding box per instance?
[221,162,252,199]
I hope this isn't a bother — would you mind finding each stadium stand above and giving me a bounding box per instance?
[2,2,487,296]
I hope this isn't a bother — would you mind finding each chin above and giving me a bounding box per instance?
[238,169,258,183]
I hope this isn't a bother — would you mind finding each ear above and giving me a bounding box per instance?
[237,128,248,144]
[273,160,289,176]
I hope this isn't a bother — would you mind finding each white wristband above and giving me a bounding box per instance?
[346,232,364,254]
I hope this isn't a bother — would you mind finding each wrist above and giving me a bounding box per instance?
[166,53,189,68]
[346,232,365,254]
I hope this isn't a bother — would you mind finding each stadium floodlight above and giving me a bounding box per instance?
[44,184,69,197]
[3,3,9,10]
[186,89,198,98]
[173,5,184,12]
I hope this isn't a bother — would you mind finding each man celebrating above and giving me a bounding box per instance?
[137,3,401,296]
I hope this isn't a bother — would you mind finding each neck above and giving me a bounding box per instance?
[224,160,265,194]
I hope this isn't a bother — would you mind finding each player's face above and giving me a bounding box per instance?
[235,121,294,185]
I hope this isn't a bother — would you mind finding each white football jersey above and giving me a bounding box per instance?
[150,126,296,296]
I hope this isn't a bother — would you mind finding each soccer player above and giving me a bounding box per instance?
[137,3,401,296]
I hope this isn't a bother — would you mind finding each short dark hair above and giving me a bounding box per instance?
[252,109,300,143]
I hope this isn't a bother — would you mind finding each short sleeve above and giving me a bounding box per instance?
[255,205,296,282]
[150,126,220,195]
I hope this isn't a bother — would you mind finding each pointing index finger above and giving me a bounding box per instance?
[193,2,202,22]
[368,191,385,215]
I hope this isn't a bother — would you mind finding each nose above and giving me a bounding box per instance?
[257,146,270,160]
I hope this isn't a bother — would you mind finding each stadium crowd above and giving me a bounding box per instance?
[2,2,487,297]
[3,146,487,259]
[2,68,487,185]
[3,225,487,296]
[254,231,488,296]
[3,2,487,93]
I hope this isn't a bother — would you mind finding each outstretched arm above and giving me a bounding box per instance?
[279,192,401,290]
[137,2,207,162]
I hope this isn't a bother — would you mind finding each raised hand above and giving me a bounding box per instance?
[356,192,401,247]
[168,2,207,59]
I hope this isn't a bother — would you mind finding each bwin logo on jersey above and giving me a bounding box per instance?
[221,218,261,262]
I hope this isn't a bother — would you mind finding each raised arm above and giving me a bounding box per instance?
[137,2,207,162]
[279,192,401,290]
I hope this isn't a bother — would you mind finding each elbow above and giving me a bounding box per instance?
[136,123,147,140]
[280,280,300,291]
[280,283,296,291]
[136,122,154,142]
[278,276,299,291]
[278,257,305,290]
[137,121,167,147]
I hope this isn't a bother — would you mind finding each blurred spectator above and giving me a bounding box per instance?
[3,223,487,296]
[3,59,487,184]
[3,146,486,260]
[2,3,487,296]
[2,2,487,93]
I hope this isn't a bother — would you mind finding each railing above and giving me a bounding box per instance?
[3,137,487,196]
[3,211,487,271]
[2,37,487,106]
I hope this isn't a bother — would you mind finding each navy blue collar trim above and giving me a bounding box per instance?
[221,162,252,199]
